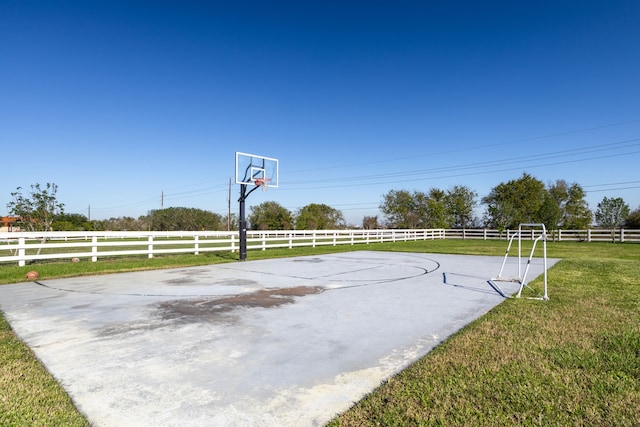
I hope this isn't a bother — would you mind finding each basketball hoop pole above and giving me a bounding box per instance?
[238,182,262,261]
[239,184,248,261]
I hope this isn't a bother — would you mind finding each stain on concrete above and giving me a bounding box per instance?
[163,276,259,287]
[96,283,320,337]
[164,277,198,285]
[292,258,324,263]
[71,304,92,309]
[166,268,211,276]
[215,278,259,287]
[158,286,325,323]
[98,320,167,337]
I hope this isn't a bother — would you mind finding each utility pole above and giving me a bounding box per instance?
[161,191,164,209]
[88,205,91,221]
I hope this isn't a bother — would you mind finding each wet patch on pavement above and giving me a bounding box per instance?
[163,276,259,287]
[157,285,326,323]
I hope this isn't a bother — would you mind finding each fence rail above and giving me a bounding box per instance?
[442,228,640,242]
[0,229,445,266]
[1,228,637,266]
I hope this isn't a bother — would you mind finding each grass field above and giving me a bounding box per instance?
[1,240,639,426]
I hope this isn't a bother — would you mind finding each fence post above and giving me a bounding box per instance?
[231,233,236,253]
[621,228,625,243]
[588,229,592,242]
[92,236,98,262]
[194,235,199,255]
[18,237,26,267]
[148,236,154,259]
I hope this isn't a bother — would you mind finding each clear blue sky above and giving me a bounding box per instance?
[2,1,639,225]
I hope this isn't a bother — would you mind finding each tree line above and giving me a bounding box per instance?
[5,175,640,232]
[4,183,347,232]
[381,173,638,231]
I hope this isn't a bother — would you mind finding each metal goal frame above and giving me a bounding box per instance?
[490,223,549,300]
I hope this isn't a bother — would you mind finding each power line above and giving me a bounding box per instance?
[288,118,640,174]
[82,120,640,215]
[583,180,640,188]
[284,138,640,186]
[586,185,640,193]
[279,145,640,191]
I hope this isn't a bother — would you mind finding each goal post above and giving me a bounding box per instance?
[491,223,549,300]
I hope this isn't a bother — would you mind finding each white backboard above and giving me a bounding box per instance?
[235,152,279,187]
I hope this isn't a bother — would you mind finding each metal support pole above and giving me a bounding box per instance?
[237,182,262,261]
[239,184,247,261]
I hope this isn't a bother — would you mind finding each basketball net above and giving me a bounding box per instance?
[255,177,271,192]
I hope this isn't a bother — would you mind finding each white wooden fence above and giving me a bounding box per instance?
[1,228,638,266]
[0,229,445,267]
[443,228,640,242]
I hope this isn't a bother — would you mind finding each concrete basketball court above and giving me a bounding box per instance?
[0,251,558,426]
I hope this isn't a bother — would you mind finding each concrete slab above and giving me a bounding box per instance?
[0,251,558,426]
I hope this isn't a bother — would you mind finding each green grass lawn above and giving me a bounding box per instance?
[2,240,639,426]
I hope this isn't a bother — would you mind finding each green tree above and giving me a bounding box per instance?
[147,207,223,231]
[362,215,378,229]
[223,213,238,231]
[425,188,450,228]
[380,189,412,228]
[7,183,64,232]
[595,197,630,242]
[248,201,293,230]
[295,203,345,230]
[538,192,562,239]
[381,187,477,229]
[564,183,592,228]
[96,216,146,231]
[625,207,640,229]
[482,173,546,230]
[380,189,428,229]
[52,213,91,231]
[547,180,592,229]
[445,185,478,228]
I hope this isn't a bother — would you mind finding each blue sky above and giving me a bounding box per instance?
[2,1,639,225]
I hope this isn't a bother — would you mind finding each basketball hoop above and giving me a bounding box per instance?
[236,152,279,261]
[254,177,271,191]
